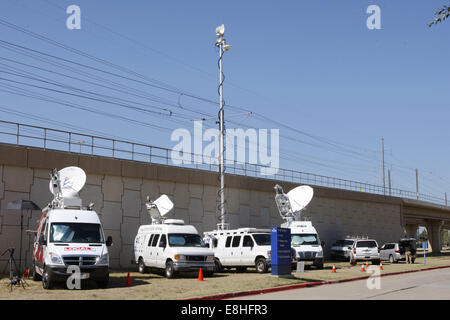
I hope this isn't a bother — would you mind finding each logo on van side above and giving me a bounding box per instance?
[64,247,92,251]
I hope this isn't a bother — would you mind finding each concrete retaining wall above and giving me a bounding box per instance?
[0,144,405,269]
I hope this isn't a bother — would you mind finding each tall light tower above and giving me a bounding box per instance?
[215,24,232,230]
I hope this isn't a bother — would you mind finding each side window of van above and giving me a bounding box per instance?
[243,235,253,247]
[148,234,154,246]
[160,234,167,247]
[151,234,160,247]
[232,236,241,247]
[225,236,232,248]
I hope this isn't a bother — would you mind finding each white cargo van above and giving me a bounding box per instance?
[32,167,112,289]
[134,195,215,278]
[281,220,324,269]
[274,184,324,269]
[203,228,272,273]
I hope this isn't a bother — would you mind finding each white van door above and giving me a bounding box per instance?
[220,235,233,266]
[156,234,167,268]
[143,234,154,265]
[149,233,160,267]
[240,235,254,266]
[230,235,242,265]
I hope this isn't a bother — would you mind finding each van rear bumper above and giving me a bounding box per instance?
[47,266,109,281]
[173,262,215,272]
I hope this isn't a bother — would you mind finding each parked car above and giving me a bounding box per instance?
[349,239,380,265]
[380,239,417,263]
[331,239,355,260]
[380,243,402,263]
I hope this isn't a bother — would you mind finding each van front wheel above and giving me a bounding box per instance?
[42,266,54,289]
[138,258,147,274]
[255,258,268,273]
[165,261,176,279]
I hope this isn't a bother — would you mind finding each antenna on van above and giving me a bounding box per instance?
[48,167,86,209]
[274,184,314,223]
[145,194,174,224]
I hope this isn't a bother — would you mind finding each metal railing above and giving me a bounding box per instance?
[0,120,447,206]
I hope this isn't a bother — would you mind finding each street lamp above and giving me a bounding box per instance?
[216,24,231,231]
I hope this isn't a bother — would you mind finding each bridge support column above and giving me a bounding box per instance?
[425,220,444,253]
[404,224,419,239]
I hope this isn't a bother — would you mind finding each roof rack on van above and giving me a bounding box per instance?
[346,235,369,240]
[204,228,271,237]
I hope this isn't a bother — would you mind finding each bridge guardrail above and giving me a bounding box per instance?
[0,120,446,206]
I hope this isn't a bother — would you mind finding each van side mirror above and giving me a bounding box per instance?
[159,241,166,248]
[106,236,113,247]
[321,240,325,247]
[38,234,46,246]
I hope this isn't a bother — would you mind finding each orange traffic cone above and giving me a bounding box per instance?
[361,263,366,272]
[332,264,336,273]
[197,268,204,281]
[365,261,369,268]
[126,272,132,287]
[379,262,383,271]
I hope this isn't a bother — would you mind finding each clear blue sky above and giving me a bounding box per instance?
[1,0,449,198]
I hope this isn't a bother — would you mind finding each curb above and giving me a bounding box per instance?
[185,264,450,300]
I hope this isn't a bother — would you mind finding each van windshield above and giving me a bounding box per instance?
[50,223,104,243]
[291,234,319,246]
[168,234,205,247]
[252,234,271,246]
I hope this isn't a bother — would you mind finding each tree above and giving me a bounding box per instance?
[428,3,450,27]
[418,229,428,242]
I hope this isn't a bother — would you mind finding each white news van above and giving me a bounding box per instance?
[134,195,215,278]
[274,184,324,269]
[281,220,324,269]
[32,167,112,289]
[203,228,272,273]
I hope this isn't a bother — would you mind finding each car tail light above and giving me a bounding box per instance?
[353,248,356,254]
[378,247,380,253]
[395,250,400,253]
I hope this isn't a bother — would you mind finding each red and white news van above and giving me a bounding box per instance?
[32,167,112,289]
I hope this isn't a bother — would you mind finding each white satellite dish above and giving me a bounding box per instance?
[146,194,174,224]
[49,166,86,198]
[287,185,314,213]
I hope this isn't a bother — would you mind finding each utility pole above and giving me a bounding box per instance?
[215,24,232,230]
[445,192,447,206]
[415,168,419,200]
[381,138,385,195]
[388,169,392,196]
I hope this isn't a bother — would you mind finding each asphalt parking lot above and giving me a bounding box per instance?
[1,254,449,300]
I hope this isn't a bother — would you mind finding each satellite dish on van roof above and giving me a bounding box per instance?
[146,194,174,224]
[287,185,314,213]
[274,184,314,222]
[49,166,86,198]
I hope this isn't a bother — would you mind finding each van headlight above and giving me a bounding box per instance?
[206,256,214,262]
[174,254,186,261]
[96,253,109,265]
[316,250,323,258]
[49,252,63,265]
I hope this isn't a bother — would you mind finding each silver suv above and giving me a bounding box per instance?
[349,239,380,265]
[380,239,417,263]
